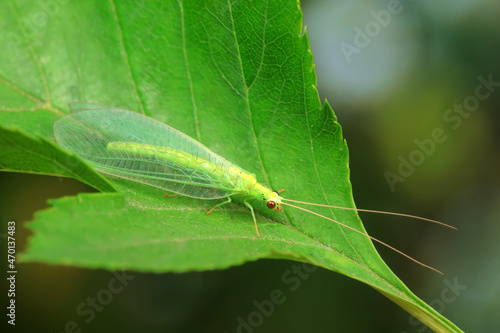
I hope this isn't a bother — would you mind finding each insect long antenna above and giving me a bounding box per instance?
[281,202,443,275]
[281,198,456,230]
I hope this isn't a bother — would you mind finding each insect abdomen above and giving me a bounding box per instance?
[107,142,235,186]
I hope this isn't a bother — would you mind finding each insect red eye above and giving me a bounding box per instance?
[267,201,276,209]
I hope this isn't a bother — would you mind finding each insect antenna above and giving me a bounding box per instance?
[281,198,456,230]
[281,201,444,275]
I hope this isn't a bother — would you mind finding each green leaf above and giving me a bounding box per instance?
[1,1,461,332]
[0,125,115,192]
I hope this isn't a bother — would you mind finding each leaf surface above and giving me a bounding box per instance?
[0,1,461,332]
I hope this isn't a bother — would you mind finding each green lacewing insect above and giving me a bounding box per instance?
[54,103,455,274]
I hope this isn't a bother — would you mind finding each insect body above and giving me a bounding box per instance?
[54,103,282,237]
[54,103,454,274]
[107,141,283,235]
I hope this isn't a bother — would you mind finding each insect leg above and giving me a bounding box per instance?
[243,199,261,237]
[206,197,232,215]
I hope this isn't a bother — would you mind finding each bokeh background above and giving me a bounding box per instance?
[2,0,499,332]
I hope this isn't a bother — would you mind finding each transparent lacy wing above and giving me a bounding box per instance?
[54,105,244,199]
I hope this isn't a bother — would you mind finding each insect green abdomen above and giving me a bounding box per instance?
[108,142,269,197]
[107,142,236,186]
[110,141,215,171]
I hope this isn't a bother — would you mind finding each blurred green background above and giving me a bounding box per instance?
[2,0,499,332]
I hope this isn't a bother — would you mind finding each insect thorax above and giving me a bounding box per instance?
[227,167,267,197]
